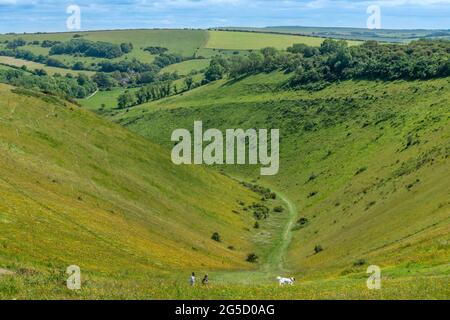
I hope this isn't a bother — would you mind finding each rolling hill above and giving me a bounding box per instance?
[108,72,450,282]
[0,83,274,298]
[0,28,448,300]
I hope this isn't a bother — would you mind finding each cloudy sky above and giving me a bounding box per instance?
[0,0,449,33]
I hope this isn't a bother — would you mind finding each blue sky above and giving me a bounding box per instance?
[0,0,449,33]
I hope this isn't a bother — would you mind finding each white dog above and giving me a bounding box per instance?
[277,277,296,286]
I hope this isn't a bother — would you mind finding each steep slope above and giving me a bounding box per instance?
[0,84,261,276]
[110,73,450,278]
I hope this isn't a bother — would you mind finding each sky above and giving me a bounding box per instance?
[0,0,449,33]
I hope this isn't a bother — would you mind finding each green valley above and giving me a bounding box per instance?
[0,27,448,300]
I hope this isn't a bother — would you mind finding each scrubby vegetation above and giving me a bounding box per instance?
[0,69,96,98]
[49,39,128,59]
[203,39,450,88]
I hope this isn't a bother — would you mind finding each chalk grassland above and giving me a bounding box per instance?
[0,56,94,76]
[110,73,450,281]
[205,30,362,50]
[0,84,263,291]
[79,87,140,111]
[160,59,210,76]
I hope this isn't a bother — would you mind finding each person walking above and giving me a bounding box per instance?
[190,272,196,286]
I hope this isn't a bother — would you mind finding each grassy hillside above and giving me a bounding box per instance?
[108,73,450,282]
[78,87,140,111]
[0,83,280,298]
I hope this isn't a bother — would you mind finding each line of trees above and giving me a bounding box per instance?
[0,69,97,99]
[117,81,173,109]
[203,39,450,87]
[49,39,132,59]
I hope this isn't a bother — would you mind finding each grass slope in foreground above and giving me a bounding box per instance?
[110,72,450,296]
[0,84,265,299]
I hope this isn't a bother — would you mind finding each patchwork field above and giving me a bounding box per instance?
[206,30,362,50]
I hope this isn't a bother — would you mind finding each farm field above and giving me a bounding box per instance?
[160,59,210,76]
[221,27,450,42]
[205,30,361,50]
[0,56,94,76]
[78,87,140,111]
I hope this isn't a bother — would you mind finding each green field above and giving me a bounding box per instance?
[78,87,140,111]
[0,29,209,64]
[206,30,361,50]
[220,27,450,42]
[0,29,359,73]
[0,28,449,300]
[160,59,210,76]
[0,56,94,76]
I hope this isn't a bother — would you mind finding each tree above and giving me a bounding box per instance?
[92,72,117,89]
[205,56,228,82]
[184,76,194,90]
[72,61,85,70]
[120,42,133,54]
[117,91,135,109]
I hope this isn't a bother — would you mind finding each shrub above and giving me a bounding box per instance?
[353,259,367,266]
[314,245,323,254]
[307,191,318,198]
[211,232,221,242]
[355,167,368,175]
[246,253,258,263]
[273,206,284,213]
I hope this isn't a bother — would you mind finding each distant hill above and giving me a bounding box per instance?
[217,26,450,42]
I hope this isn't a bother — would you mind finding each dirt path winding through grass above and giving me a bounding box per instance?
[215,187,298,284]
[262,190,298,273]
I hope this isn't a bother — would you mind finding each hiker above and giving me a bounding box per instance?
[202,274,209,285]
[190,272,196,286]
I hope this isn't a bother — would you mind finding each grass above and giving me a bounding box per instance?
[0,29,449,300]
[205,30,361,50]
[1,265,448,299]
[0,56,94,76]
[107,72,450,286]
[0,83,292,298]
[224,26,450,43]
[78,87,140,111]
[160,59,210,76]
[0,29,356,73]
